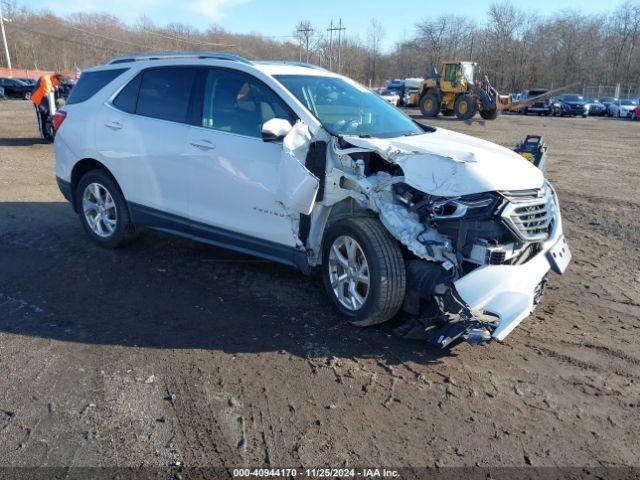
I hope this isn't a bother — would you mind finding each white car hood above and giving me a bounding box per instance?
[344,127,544,196]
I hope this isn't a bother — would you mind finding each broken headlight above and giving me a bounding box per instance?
[393,184,500,221]
[431,193,499,221]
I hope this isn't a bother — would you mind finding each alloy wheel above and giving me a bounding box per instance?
[82,182,118,238]
[328,235,370,311]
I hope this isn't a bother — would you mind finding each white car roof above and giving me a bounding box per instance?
[84,53,340,80]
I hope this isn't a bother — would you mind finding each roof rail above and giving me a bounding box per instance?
[255,61,327,71]
[108,52,253,65]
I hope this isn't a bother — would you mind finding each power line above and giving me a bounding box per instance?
[141,28,236,49]
[4,22,123,54]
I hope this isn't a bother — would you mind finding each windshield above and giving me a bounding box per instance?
[562,94,584,101]
[621,100,636,106]
[276,75,423,138]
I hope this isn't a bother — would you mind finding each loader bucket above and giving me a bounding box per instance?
[479,107,499,120]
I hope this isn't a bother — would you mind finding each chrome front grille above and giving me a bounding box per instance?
[500,187,554,242]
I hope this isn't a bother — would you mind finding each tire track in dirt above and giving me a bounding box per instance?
[161,371,241,475]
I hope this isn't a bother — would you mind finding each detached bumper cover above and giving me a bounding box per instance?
[453,195,570,341]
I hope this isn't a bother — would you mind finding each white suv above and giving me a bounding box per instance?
[54,52,571,347]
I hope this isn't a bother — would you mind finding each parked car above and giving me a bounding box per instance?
[608,99,638,118]
[379,88,401,106]
[599,96,618,115]
[54,53,570,348]
[520,89,552,115]
[58,77,76,99]
[583,98,607,116]
[0,77,33,99]
[552,93,588,117]
[17,77,37,86]
[632,104,640,120]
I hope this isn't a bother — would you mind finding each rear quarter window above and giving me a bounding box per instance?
[66,68,128,105]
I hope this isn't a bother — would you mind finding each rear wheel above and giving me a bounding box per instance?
[76,169,138,249]
[23,91,31,100]
[322,217,406,327]
[419,93,440,117]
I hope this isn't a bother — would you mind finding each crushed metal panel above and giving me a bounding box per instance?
[276,122,320,216]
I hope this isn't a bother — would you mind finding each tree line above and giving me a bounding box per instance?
[1,0,639,94]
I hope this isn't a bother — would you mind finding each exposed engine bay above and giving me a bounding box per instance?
[280,122,571,348]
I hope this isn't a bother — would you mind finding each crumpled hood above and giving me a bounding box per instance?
[343,127,544,196]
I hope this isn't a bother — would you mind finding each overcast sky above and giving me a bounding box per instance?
[25,0,614,50]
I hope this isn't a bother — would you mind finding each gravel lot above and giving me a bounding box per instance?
[1,100,639,475]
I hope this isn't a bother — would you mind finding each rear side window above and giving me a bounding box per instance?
[136,67,198,123]
[66,69,127,105]
[113,74,141,113]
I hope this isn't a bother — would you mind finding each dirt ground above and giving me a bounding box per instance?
[0,100,639,476]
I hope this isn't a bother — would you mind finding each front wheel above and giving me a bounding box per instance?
[76,169,138,249]
[23,91,31,100]
[322,217,406,327]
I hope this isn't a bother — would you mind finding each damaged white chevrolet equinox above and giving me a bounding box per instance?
[54,53,571,348]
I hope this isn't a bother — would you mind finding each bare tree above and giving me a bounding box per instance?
[367,18,385,86]
[2,0,640,95]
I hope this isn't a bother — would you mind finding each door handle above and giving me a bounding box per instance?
[105,121,122,130]
[190,140,216,151]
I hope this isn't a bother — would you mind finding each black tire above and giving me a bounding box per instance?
[23,91,31,100]
[322,217,406,327]
[454,94,476,120]
[479,108,499,120]
[419,93,440,117]
[75,169,137,249]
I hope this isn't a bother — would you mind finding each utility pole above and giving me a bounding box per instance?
[0,1,11,71]
[296,22,313,63]
[327,20,333,71]
[327,19,345,72]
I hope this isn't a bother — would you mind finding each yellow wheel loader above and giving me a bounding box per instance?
[418,61,508,120]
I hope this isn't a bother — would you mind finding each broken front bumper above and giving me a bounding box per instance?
[453,195,571,341]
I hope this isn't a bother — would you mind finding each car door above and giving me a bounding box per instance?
[95,67,198,223]
[185,67,303,250]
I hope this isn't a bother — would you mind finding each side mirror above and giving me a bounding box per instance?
[262,118,292,142]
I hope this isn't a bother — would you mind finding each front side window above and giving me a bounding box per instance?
[201,69,295,138]
[136,67,198,123]
[276,75,423,138]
